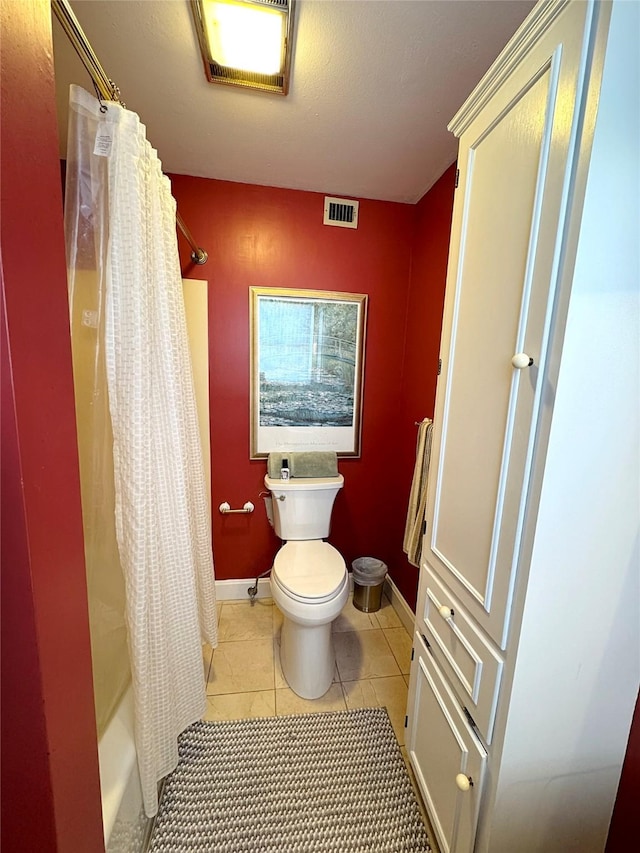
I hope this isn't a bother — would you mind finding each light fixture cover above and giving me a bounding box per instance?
[190,0,295,95]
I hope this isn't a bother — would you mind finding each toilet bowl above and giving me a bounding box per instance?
[264,474,347,700]
[271,540,349,699]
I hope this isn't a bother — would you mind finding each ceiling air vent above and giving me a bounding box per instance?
[323,197,359,229]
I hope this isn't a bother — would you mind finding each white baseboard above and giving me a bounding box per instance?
[215,577,271,601]
[215,572,356,602]
[383,576,415,636]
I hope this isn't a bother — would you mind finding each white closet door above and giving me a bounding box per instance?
[423,1,593,649]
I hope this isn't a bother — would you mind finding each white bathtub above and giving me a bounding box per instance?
[98,686,150,853]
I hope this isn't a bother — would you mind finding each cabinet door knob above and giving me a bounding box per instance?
[511,352,534,369]
[438,604,454,619]
[455,773,474,792]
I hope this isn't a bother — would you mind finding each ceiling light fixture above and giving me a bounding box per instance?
[190,0,296,95]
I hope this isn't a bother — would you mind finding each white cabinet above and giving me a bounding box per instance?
[407,634,486,853]
[423,0,595,652]
[406,2,639,852]
[417,568,503,744]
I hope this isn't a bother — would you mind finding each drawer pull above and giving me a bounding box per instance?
[455,773,474,792]
[511,352,534,369]
[438,604,454,619]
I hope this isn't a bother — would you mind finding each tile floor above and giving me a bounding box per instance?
[202,593,412,747]
[201,591,436,848]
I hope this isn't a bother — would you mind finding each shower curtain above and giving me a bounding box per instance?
[64,85,217,817]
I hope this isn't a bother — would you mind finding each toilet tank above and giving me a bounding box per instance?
[264,475,344,541]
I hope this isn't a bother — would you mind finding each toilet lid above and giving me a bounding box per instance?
[273,541,346,600]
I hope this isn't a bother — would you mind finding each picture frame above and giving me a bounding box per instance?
[250,287,368,459]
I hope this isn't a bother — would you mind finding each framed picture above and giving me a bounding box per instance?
[250,287,368,459]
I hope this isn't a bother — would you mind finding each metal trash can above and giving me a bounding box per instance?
[352,557,387,613]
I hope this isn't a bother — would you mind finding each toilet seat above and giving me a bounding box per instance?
[273,540,346,603]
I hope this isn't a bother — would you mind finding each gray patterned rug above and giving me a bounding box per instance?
[149,707,432,852]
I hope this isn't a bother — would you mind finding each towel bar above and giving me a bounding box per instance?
[219,501,255,514]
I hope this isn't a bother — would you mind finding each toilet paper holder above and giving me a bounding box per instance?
[219,501,255,514]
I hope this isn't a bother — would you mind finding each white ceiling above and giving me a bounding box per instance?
[53,0,535,203]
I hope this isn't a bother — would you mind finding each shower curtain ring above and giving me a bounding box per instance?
[92,81,108,113]
[108,80,123,105]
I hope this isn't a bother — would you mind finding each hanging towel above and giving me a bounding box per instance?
[403,419,434,567]
[267,451,339,478]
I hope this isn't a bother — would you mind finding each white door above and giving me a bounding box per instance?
[423,1,593,649]
[407,634,487,853]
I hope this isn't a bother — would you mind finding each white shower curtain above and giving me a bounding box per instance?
[64,85,217,817]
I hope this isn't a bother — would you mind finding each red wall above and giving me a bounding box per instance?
[171,171,455,608]
[0,1,103,850]
[389,164,457,607]
[606,691,640,852]
[400,164,457,433]
[172,176,418,586]
[1,284,58,850]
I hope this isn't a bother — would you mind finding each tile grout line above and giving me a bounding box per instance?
[206,596,412,716]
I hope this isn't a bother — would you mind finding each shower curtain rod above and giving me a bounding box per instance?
[52,0,208,266]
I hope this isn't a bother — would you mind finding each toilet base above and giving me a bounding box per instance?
[280,618,336,699]
[271,567,348,700]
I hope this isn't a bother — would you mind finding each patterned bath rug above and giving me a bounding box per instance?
[149,707,432,852]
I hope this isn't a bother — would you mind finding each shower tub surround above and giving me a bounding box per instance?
[99,687,150,853]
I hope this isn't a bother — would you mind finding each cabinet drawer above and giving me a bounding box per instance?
[407,636,486,853]
[417,567,503,744]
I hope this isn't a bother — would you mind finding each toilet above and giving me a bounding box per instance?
[264,473,349,699]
